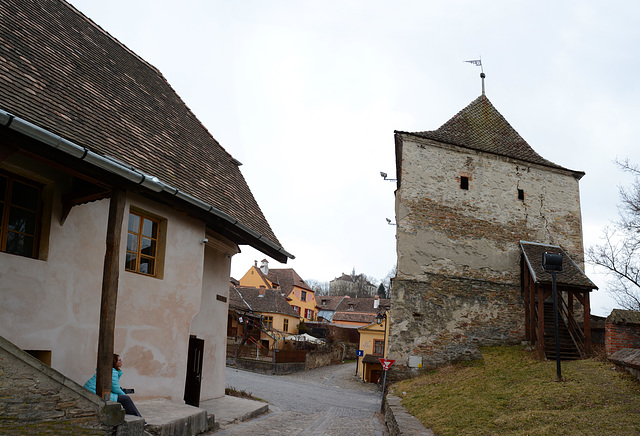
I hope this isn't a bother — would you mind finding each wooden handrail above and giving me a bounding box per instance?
[557,293,585,357]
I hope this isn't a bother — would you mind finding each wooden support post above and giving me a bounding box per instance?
[584,291,592,354]
[529,275,537,343]
[537,286,545,360]
[96,189,126,400]
[524,269,530,342]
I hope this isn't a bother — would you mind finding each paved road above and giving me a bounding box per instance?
[216,363,389,435]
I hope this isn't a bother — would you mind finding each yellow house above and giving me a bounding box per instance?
[239,260,317,322]
[357,310,390,383]
[230,285,300,350]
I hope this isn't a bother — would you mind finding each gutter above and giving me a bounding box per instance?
[0,109,294,260]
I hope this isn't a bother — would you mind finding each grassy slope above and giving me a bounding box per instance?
[392,346,640,435]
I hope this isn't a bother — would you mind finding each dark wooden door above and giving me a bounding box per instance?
[184,335,204,407]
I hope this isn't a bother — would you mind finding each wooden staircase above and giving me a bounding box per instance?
[543,302,581,360]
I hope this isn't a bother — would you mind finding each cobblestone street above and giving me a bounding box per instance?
[214,363,389,435]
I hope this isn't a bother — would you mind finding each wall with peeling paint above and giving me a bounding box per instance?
[389,134,584,378]
[0,157,234,402]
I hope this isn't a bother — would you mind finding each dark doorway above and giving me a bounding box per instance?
[184,335,204,407]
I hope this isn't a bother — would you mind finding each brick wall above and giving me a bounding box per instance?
[0,335,123,434]
[605,322,640,356]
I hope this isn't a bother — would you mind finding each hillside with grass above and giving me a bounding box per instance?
[391,346,640,435]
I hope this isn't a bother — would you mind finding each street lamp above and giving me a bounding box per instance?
[542,252,563,382]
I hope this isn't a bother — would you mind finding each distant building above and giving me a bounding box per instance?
[332,296,390,328]
[330,270,377,297]
[229,285,300,350]
[238,260,317,321]
[317,296,350,322]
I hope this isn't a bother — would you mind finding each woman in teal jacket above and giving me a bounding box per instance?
[84,354,141,416]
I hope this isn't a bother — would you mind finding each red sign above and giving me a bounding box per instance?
[379,358,395,371]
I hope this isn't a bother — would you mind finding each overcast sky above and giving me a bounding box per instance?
[67,0,640,316]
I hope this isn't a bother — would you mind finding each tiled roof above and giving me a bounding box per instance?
[233,286,300,317]
[317,296,349,311]
[362,354,383,364]
[0,1,282,252]
[267,268,312,295]
[607,309,640,325]
[520,241,597,289]
[228,285,251,311]
[334,298,390,314]
[397,95,583,177]
[332,312,377,324]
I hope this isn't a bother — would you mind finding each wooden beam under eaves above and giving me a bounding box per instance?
[0,143,17,162]
[60,181,111,225]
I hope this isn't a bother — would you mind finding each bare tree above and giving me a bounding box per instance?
[305,279,330,296]
[587,159,640,310]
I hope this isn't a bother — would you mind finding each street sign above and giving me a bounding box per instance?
[379,358,395,371]
[357,350,364,357]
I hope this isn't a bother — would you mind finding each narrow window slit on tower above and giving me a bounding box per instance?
[518,189,524,200]
[460,176,469,190]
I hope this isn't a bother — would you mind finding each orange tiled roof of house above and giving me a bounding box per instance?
[267,268,313,295]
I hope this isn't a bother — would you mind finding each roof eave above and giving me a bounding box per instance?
[395,130,585,180]
[1,109,294,262]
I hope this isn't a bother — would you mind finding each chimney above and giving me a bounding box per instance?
[260,259,269,275]
[374,295,380,309]
[259,286,266,296]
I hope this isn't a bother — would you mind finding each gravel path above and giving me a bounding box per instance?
[217,363,389,435]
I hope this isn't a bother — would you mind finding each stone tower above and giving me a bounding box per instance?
[389,94,586,377]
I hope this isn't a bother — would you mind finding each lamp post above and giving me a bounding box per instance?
[375,310,388,398]
[542,252,563,382]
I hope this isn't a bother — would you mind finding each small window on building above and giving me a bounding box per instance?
[305,308,314,320]
[283,318,289,332]
[126,209,164,277]
[460,176,469,190]
[0,171,42,259]
[348,304,355,311]
[264,316,273,329]
[373,339,385,356]
[518,189,524,201]
[301,290,307,302]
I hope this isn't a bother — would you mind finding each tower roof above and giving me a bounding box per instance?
[396,95,584,178]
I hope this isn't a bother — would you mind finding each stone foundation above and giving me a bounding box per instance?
[388,276,524,379]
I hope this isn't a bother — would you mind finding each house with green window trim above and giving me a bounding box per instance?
[0,0,291,407]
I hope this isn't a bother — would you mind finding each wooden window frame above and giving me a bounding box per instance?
[373,339,385,356]
[264,316,273,329]
[125,208,165,277]
[301,290,307,302]
[0,170,43,259]
[283,318,289,332]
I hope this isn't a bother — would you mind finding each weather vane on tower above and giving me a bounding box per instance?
[464,56,485,95]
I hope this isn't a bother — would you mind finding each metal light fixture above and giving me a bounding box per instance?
[380,171,397,182]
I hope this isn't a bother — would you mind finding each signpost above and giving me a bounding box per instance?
[379,358,395,408]
[356,350,364,375]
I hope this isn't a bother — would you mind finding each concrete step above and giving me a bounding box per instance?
[136,398,210,436]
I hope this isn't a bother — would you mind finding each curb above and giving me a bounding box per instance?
[384,395,434,435]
